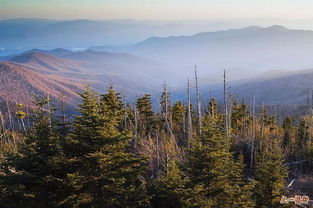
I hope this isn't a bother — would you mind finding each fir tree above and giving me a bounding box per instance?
[282,117,297,155]
[136,94,155,136]
[172,101,186,145]
[0,96,70,208]
[207,98,219,119]
[66,86,149,208]
[253,142,288,208]
[172,101,185,126]
[231,99,249,132]
[99,86,124,129]
[185,115,253,208]
[149,159,188,208]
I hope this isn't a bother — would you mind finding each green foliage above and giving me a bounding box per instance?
[207,98,219,119]
[185,115,254,208]
[0,87,298,208]
[282,117,297,154]
[253,142,288,208]
[0,96,70,208]
[136,94,155,136]
[149,160,188,208]
[65,86,149,208]
[231,99,249,131]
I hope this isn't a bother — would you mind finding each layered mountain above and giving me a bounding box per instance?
[0,49,173,106]
[0,62,83,106]
[96,25,313,77]
[0,18,243,56]
[182,68,313,106]
[228,68,313,104]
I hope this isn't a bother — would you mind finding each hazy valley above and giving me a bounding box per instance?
[3,24,313,107]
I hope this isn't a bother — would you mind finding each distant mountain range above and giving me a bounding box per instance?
[93,25,313,77]
[0,61,84,105]
[3,24,313,106]
[2,47,313,107]
[0,49,173,106]
[170,67,313,106]
[227,68,313,104]
[0,18,245,56]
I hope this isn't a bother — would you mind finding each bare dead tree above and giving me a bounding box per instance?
[0,111,4,131]
[250,94,256,174]
[47,94,52,128]
[133,101,138,142]
[223,70,229,139]
[6,97,12,130]
[187,77,192,147]
[61,94,66,128]
[307,88,311,106]
[122,84,128,131]
[155,129,160,175]
[162,82,173,136]
[26,95,31,129]
[227,88,232,136]
[194,65,202,135]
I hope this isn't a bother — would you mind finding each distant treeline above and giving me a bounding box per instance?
[1,84,312,208]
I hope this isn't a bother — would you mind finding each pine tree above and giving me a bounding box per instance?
[231,99,248,132]
[298,119,309,149]
[207,98,219,119]
[185,115,253,208]
[282,117,297,156]
[149,159,188,208]
[172,101,185,126]
[228,154,255,208]
[66,86,149,208]
[99,86,124,128]
[253,142,288,208]
[0,96,70,208]
[69,86,100,155]
[172,101,186,145]
[136,94,155,137]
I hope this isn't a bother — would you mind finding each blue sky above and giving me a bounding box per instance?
[1,0,313,20]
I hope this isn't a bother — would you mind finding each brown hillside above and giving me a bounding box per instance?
[0,62,84,105]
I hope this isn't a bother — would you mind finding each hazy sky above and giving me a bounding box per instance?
[1,0,313,20]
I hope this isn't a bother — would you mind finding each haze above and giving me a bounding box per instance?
[1,0,313,20]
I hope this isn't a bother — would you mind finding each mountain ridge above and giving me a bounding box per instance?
[0,49,175,106]
[92,25,313,77]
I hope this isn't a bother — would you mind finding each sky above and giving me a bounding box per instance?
[1,0,313,20]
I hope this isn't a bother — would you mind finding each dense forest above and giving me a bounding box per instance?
[1,80,313,208]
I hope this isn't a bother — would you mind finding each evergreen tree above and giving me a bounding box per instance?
[172,101,185,126]
[207,98,219,119]
[172,101,186,145]
[136,94,155,136]
[229,154,255,208]
[99,86,124,128]
[231,99,249,132]
[253,142,288,208]
[298,119,309,149]
[282,117,297,155]
[0,96,70,208]
[185,115,253,208]
[66,86,149,208]
[149,159,188,208]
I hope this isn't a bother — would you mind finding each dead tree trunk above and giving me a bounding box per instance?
[250,94,256,174]
[133,102,138,143]
[187,77,192,147]
[223,70,228,139]
[195,65,202,135]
